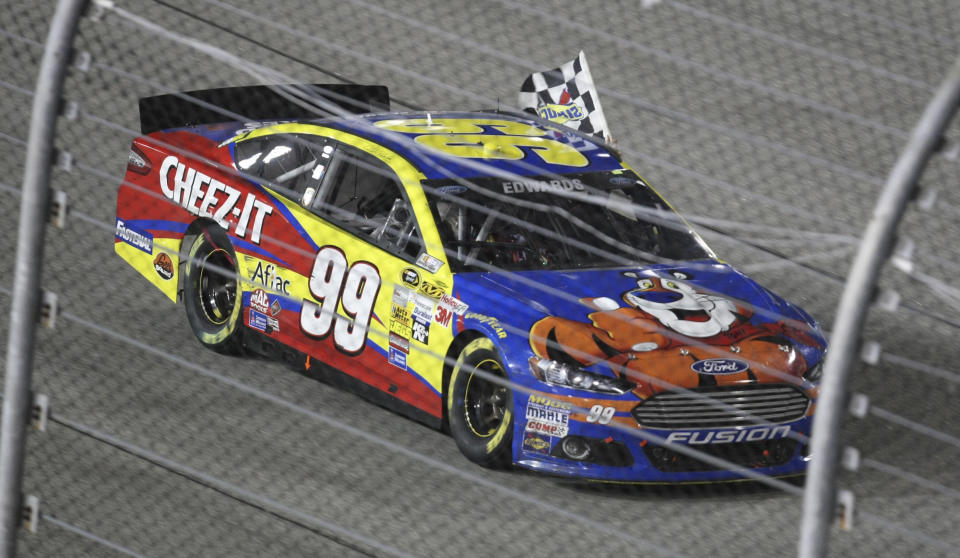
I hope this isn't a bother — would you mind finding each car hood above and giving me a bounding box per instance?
[453,260,825,393]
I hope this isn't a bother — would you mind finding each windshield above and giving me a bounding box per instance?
[423,170,714,272]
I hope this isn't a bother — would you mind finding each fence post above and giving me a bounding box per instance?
[798,54,960,558]
[0,1,88,556]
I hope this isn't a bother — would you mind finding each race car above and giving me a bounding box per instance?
[115,84,826,482]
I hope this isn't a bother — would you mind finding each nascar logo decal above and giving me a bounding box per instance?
[690,358,749,375]
[159,155,273,244]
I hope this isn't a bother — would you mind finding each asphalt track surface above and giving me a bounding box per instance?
[1,1,959,556]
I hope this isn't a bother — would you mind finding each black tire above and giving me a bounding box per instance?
[447,337,513,467]
[182,228,243,354]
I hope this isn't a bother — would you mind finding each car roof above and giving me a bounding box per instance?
[176,111,624,179]
[319,111,623,179]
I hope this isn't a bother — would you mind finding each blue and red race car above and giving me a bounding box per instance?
[115,84,825,482]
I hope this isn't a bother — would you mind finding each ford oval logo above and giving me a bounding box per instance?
[690,358,749,375]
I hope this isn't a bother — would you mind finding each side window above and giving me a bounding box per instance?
[234,134,335,205]
[309,145,423,259]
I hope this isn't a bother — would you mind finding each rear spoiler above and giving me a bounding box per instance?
[138,84,390,134]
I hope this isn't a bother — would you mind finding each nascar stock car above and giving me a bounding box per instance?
[114,84,826,483]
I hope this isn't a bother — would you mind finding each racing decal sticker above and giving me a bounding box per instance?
[411,314,430,344]
[158,155,273,244]
[270,299,282,316]
[400,267,420,288]
[411,294,435,322]
[392,283,412,306]
[434,304,454,328]
[389,346,407,370]
[300,246,381,355]
[525,397,570,438]
[390,303,412,334]
[250,261,291,295]
[525,419,568,437]
[435,293,468,327]
[439,294,468,315]
[153,253,174,280]
[417,281,444,299]
[250,289,271,314]
[522,432,551,454]
[389,332,410,353]
[415,253,444,273]
[249,310,270,332]
[249,288,279,334]
[115,218,153,254]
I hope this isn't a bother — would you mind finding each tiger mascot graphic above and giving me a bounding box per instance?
[529,270,822,398]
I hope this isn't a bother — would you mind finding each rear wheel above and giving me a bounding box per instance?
[447,338,513,467]
[183,228,243,354]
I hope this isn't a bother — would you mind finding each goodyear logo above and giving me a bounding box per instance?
[536,103,585,125]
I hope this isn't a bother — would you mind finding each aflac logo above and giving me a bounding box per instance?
[536,103,585,125]
[690,358,749,375]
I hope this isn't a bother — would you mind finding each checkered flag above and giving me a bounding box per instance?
[518,51,611,142]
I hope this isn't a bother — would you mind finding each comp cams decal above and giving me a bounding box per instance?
[158,155,273,244]
[525,394,571,438]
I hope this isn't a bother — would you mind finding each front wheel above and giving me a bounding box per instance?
[447,338,513,467]
[183,228,243,354]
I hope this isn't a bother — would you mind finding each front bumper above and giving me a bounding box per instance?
[512,391,813,483]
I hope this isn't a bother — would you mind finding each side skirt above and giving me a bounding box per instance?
[242,328,443,430]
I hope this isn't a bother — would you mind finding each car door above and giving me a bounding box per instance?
[233,126,451,421]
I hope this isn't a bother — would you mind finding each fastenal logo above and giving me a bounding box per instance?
[115,218,153,254]
[690,358,749,375]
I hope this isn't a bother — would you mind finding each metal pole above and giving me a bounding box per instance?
[0,1,88,556]
[798,55,960,558]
